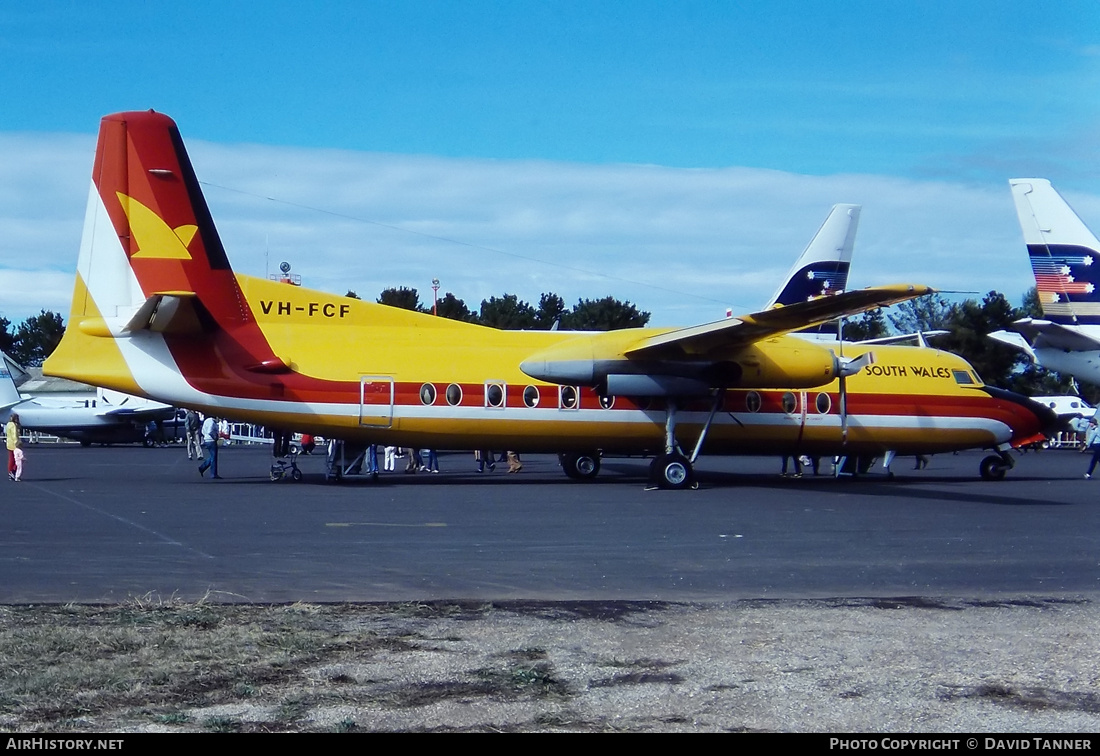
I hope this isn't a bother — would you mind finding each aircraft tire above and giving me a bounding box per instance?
[651,452,695,490]
[561,452,601,480]
[979,454,1007,481]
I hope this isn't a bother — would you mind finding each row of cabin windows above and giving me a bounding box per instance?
[743,391,833,416]
[414,385,834,414]
[418,383,596,410]
[416,371,979,413]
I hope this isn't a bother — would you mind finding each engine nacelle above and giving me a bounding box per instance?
[603,374,712,396]
[727,339,840,389]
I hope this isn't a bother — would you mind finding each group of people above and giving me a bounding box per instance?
[476,450,523,473]
[381,446,439,474]
[780,454,820,478]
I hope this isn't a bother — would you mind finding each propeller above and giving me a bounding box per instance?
[834,351,875,443]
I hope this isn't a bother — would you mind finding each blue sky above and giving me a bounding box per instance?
[1,1,1099,325]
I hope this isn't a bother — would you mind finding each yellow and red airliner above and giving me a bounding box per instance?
[44,111,1053,487]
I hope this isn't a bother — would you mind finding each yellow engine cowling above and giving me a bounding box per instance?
[725,337,840,389]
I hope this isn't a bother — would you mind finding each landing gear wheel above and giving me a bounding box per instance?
[649,452,696,490]
[561,452,601,480]
[979,454,1007,481]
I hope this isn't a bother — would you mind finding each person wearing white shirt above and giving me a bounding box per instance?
[198,415,221,479]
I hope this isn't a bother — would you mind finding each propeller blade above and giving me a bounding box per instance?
[837,351,875,378]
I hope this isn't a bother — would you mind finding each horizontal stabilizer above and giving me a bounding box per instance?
[124,292,210,335]
[987,330,1037,362]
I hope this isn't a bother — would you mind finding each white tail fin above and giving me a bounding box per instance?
[1010,179,1100,326]
[0,353,28,413]
[765,204,859,309]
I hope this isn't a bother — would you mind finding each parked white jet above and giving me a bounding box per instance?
[1,353,176,445]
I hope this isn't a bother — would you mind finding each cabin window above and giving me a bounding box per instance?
[952,370,975,385]
[815,392,831,414]
[485,382,505,408]
[745,391,761,413]
[560,385,579,410]
[419,383,437,406]
[782,391,798,414]
[445,383,463,406]
[523,386,540,408]
[599,394,615,410]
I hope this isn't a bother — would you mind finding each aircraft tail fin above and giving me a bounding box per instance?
[764,204,859,336]
[45,111,278,392]
[1010,179,1100,326]
[0,354,28,414]
[765,204,858,309]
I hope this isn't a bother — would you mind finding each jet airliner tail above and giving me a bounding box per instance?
[1010,179,1100,326]
[765,204,859,309]
[764,203,859,337]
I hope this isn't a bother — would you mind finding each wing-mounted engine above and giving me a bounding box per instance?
[519,331,846,396]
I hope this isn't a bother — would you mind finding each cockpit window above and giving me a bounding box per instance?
[952,369,975,385]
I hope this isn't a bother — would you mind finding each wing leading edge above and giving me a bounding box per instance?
[626,284,932,359]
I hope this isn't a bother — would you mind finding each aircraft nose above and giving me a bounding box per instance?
[982,386,1061,445]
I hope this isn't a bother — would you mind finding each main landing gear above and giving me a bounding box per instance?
[979,450,1014,481]
[560,452,601,480]
[644,395,723,490]
[649,451,696,490]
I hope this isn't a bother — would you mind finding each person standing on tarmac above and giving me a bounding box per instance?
[185,409,203,462]
[1083,418,1100,479]
[198,415,221,479]
[6,412,21,481]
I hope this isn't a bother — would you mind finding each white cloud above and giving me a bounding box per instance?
[2,132,1096,329]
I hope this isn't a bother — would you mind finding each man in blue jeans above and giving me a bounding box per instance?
[198,414,221,479]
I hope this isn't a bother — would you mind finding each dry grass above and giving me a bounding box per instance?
[2,596,1099,733]
[0,597,591,732]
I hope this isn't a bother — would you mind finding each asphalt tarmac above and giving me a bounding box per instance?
[3,444,1099,603]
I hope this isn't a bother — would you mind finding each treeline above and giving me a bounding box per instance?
[0,311,65,368]
[350,286,652,331]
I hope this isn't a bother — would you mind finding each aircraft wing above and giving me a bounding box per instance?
[1009,318,1100,352]
[100,406,175,419]
[625,284,932,359]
